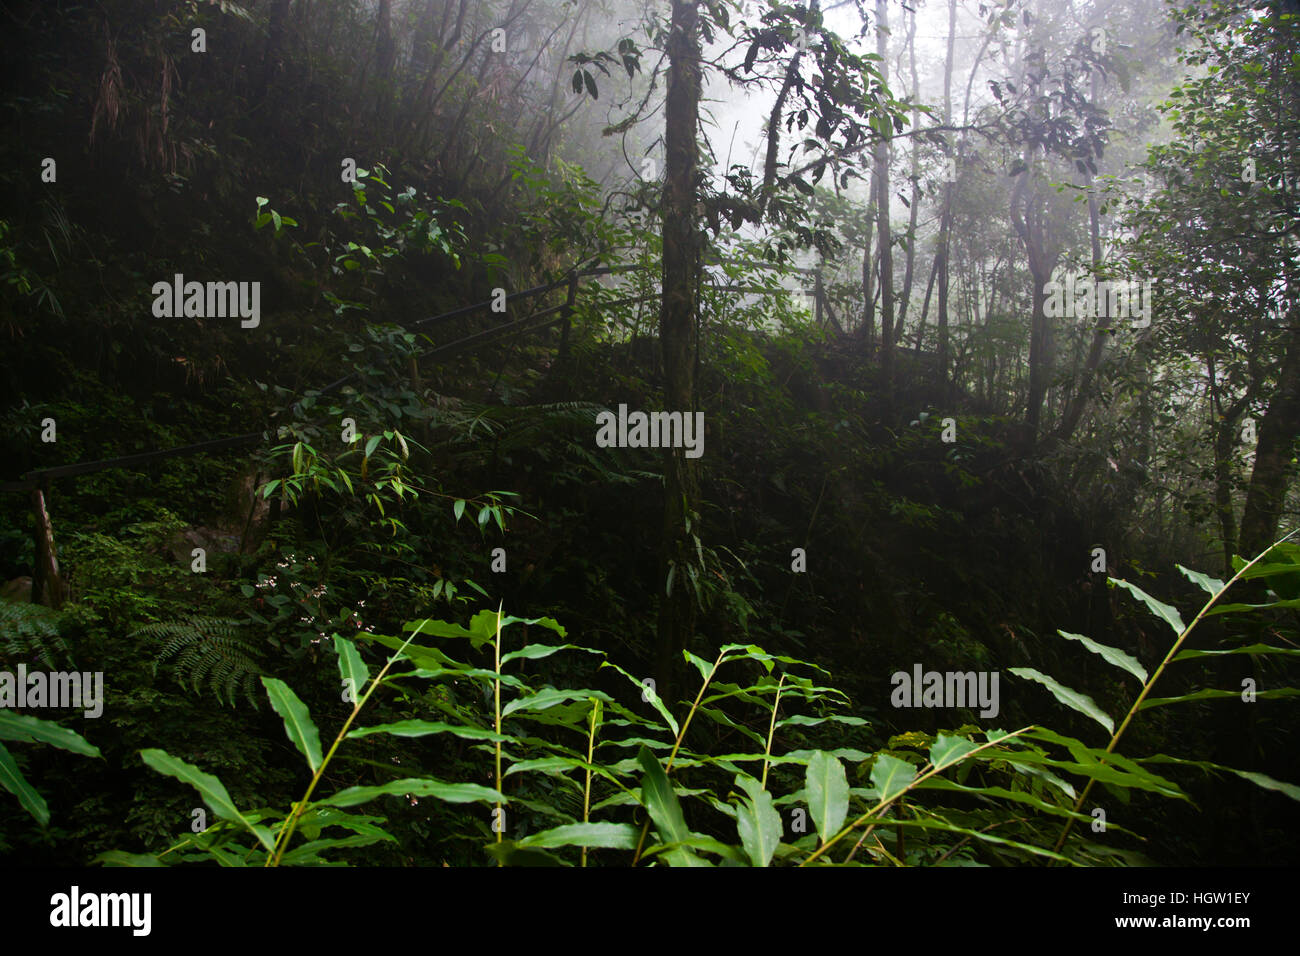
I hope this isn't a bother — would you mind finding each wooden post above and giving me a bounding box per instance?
[30,482,66,609]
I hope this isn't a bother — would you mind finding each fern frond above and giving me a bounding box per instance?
[0,601,73,669]
[139,616,265,708]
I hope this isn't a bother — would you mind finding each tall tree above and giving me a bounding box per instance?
[656,0,704,698]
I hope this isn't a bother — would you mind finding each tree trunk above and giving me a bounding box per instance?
[873,0,894,387]
[656,0,704,702]
[896,5,921,337]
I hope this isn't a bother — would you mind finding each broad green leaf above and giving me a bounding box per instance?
[696,705,767,746]
[602,662,679,736]
[642,833,748,865]
[1138,687,1300,711]
[361,631,457,669]
[0,711,101,757]
[637,745,697,863]
[683,649,714,683]
[484,840,570,867]
[1208,598,1300,617]
[280,834,392,865]
[261,677,323,773]
[870,815,1076,865]
[1173,643,1300,662]
[517,822,640,850]
[777,714,870,729]
[140,749,275,851]
[94,851,166,867]
[453,499,466,522]
[1057,630,1148,683]
[805,750,848,844]
[733,774,782,867]
[501,643,598,665]
[347,720,507,742]
[929,733,979,770]
[996,751,1187,799]
[364,434,382,458]
[503,687,604,718]
[1140,755,1300,803]
[1110,579,1186,635]
[0,740,48,825]
[1177,564,1225,596]
[1008,667,1115,734]
[321,777,505,808]
[916,778,1101,824]
[334,635,370,703]
[870,752,918,801]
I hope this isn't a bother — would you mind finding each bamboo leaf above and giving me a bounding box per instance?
[1057,630,1148,683]
[0,740,48,825]
[261,677,323,773]
[517,822,640,850]
[1008,667,1115,734]
[0,712,101,757]
[322,777,505,808]
[1110,579,1186,635]
[334,635,370,703]
[139,749,275,851]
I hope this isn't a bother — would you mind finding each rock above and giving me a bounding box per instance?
[0,576,33,602]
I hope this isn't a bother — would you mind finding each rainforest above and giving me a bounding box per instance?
[0,0,1297,881]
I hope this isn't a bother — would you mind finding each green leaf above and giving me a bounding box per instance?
[348,720,508,742]
[364,434,382,458]
[453,499,466,522]
[321,777,505,808]
[139,749,274,851]
[1172,643,1300,662]
[503,687,603,718]
[1110,579,1186,635]
[334,635,370,703]
[601,662,680,737]
[0,712,101,756]
[683,650,714,683]
[501,643,590,665]
[637,744,699,865]
[929,733,979,770]
[1138,687,1300,711]
[1177,564,1225,595]
[484,840,570,867]
[805,750,848,845]
[1140,755,1300,803]
[517,822,640,850]
[261,677,323,773]
[870,752,918,801]
[1058,630,1148,683]
[0,740,48,825]
[733,774,782,866]
[1008,667,1115,734]
[94,851,167,867]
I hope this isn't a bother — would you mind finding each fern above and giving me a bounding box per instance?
[0,601,73,669]
[139,616,265,708]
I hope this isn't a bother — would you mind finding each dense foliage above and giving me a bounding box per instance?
[0,0,1297,866]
